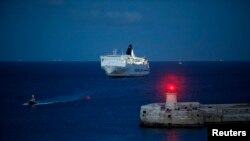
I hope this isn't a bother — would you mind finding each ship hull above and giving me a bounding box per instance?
[102,64,149,77]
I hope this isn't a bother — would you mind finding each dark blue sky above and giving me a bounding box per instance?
[1,0,250,61]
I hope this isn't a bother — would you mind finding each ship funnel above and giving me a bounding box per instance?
[126,44,135,57]
[126,44,132,55]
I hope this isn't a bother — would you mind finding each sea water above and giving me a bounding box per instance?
[0,61,250,141]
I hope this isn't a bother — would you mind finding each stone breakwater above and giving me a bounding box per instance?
[140,102,250,127]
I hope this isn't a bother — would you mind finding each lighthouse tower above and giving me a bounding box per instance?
[165,84,177,110]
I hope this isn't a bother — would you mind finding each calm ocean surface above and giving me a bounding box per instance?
[1,61,250,141]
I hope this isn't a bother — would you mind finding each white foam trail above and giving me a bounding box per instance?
[22,86,144,106]
[22,101,55,106]
[22,90,97,106]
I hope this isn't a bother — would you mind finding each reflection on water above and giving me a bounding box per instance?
[166,130,180,141]
[140,127,207,141]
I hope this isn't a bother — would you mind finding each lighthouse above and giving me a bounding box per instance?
[140,81,250,128]
[165,84,177,110]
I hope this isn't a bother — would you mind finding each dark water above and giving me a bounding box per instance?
[1,61,250,141]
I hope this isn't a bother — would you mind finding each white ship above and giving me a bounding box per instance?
[100,44,150,77]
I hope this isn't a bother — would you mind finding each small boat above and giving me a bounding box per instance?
[28,94,36,106]
[28,100,36,106]
[178,59,182,65]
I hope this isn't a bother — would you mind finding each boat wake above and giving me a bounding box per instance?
[22,91,93,106]
[22,86,147,106]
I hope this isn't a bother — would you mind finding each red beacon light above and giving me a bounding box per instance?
[166,84,176,93]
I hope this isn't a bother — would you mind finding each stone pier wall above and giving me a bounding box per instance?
[140,103,250,127]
